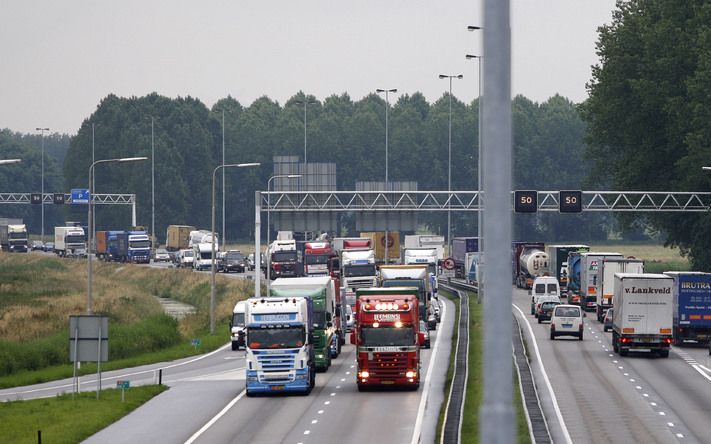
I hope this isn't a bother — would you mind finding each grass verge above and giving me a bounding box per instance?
[435,292,460,440]
[0,385,167,444]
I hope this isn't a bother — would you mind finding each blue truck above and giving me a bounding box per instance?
[97,230,151,263]
[453,237,479,279]
[664,272,711,346]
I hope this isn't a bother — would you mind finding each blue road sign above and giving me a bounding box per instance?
[71,188,90,204]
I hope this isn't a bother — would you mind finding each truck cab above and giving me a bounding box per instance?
[230,301,247,350]
[0,224,28,252]
[268,240,298,279]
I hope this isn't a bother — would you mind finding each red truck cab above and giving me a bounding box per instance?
[352,287,423,391]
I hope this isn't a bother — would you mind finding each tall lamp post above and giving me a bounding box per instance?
[468,23,483,293]
[150,117,155,247]
[87,157,147,315]
[211,162,261,334]
[438,74,463,256]
[265,174,302,291]
[376,88,397,263]
[36,127,50,242]
[294,99,317,164]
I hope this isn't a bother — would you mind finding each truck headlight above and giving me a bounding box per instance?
[406,371,416,378]
[358,371,369,379]
[246,376,258,382]
[317,354,323,359]
[295,374,308,380]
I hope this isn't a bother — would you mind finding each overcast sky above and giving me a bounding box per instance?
[1,0,617,135]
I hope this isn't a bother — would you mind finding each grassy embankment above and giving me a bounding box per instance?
[588,242,690,273]
[0,253,254,388]
[0,385,167,444]
[436,291,530,443]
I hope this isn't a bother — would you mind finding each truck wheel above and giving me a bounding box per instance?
[246,389,255,398]
[357,384,367,392]
[659,349,670,358]
[619,348,628,357]
[550,331,555,340]
[612,335,619,352]
[537,317,542,324]
[579,332,584,341]
[231,342,239,351]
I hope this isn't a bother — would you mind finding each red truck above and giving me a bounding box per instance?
[352,287,424,391]
[297,240,332,276]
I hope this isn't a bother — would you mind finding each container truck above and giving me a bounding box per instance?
[401,247,438,275]
[0,222,28,252]
[268,239,298,279]
[579,252,623,312]
[546,245,589,294]
[54,226,86,257]
[465,252,482,285]
[353,287,423,391]
[230,300,247,350]
[297,240,332,276]
[566,251,585,305]
[512,242,548,289]
[270,276,338,370]
[453,237,480,279]
[333,238,377,290]
[664,272,711,345]
[379,264,431,325]
[360,231,400,264]
[404,234,445,261]
[245,296,315,396]
[166,225,196,251]
[596,258,644,321]
[612,273,673,357]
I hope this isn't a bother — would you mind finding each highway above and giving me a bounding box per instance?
[0,297,454,444]
[513,286,711,444]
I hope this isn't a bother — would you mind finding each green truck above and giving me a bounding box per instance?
[270,276,338,372]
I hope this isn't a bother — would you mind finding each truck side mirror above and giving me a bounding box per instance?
[335,306,341,317]
[327,322,333,328]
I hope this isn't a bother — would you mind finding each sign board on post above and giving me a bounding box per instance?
[69,315,109,362]
[71,188,90,205]
[53,193,65,205]
[30,193,42,204]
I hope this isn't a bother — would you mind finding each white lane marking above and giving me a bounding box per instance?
[676,433,684,438]
[311,419,318,424]
[609,354,614,357]
[635,386,642,390]
[340,378,346,382]
[511,304,573,444]
[223,356,241,360]
[624,373,629,376]
[618,366,624,370]
[659,411,666,416]
[318,410,324,414]
[643,393,649,397]
[690,364,711,383]
[651,402,657,406]
[330,392,336,396]
[336,385,341,389]
[613,360,618,363]
[668,422,675,427]
[324,401,330,405]
[184,389,246,444]
[350,365,354,368]
[304,430,310,435]
[346,371,351,375]
[411,296,448,444]
[4,342,234,398]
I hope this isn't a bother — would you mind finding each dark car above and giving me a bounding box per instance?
[537,301,561,323]
[419,321,431,349]
[220,250,247,273]
[30,240,44,251]
[603,308,614,332]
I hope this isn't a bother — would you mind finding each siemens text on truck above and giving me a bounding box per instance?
[245,296,315,396]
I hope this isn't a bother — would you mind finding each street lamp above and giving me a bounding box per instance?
[87,157,147,315]
[0,159,22,165]
[150,117,155,248]
[265,174,302,291]
[211,162,261,334]
[439,74,463,256]
[294,99,317,164]
[36,127,50,242]
[467,23,483,290]
[376,88,397,263]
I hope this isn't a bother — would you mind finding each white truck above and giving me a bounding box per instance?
[229,300,247,350]
[612,273,673,358]
[245,296,315,396]
[579,252,623,311]
[0,223,28,252]
[402,247,438,275]
[54,226,86,257]
[193,242,216,271]
[596,258,644,322]
[404,234,445,261]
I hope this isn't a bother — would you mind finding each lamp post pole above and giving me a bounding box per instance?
[151,117,155,245]
[265,174,302,293]
[88,157,147,315]
[376,88,397,263]
[211,162,261,334]
[36,127,50,242]
[468,24,484,292]
[294,99,317,164]
[438,74,463,256]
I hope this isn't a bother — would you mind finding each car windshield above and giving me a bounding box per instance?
[360,326,415,346]
[312,311,328,328]
[66,235,84,244]
[226,252,244,260]
[199,252,213,260]
[9,233,25,239]
[247,326,305,349]
[232,312,245,326]
[555,307,580,317]
[272,251,297,262]
[344,264,376,277]
[156,249,168,254]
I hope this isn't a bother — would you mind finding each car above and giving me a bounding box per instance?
[419,321,431,349]
[431,300,441,323]
[177,249,194,268]
[537,301,560,323]
[530,276,560,315]
[220,250,247,273]
[534,296,561,318]
[345,305,355,332]
[550,304,584,340]
[43,242,54,252]
[427,312,437,331]
[153,248,171,262]
[603,308,614,332]
[30,240,44,251]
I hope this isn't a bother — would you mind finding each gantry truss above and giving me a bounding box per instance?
[0,193,136,204]
[260,191,711,212]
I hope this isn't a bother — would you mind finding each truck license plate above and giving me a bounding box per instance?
[381,381,394,385]
[271,385,285,390]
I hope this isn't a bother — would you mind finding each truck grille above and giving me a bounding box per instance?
[369,352,409,377]
[347,278,375,288]
[253,350,298,383]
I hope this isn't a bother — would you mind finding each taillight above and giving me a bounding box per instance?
[273,263,281,271]
[664,338,673,344]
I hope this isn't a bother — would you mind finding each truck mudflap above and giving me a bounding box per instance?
[246,368,312,394]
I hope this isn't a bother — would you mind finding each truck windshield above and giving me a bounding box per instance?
[272,251,297,262]
[305,254,330,265]
[66,235,85,244]
[130,240,150,249]
[312,311,327,328]
[232,313,245,327]
[226,252,244,260]
[248,326,305,349]
[344,264,376,277]
[360,326,414,347]
[199,251,213,260]
[9,233,26,239]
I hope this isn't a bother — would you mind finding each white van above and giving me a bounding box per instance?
[530,276,560,315]
[230,301,247,350]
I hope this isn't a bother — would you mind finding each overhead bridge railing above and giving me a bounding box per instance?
[260,190,711,212]
[0,193,138,226]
